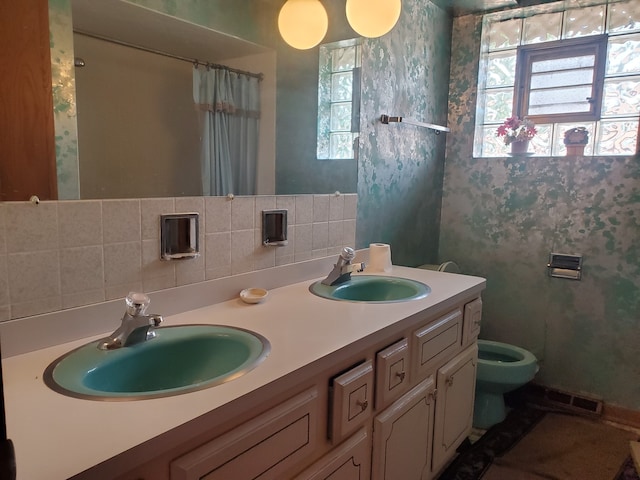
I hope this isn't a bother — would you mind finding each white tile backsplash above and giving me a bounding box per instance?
[343,219,357,247]
[295,196,313,224]
[141,239,176,291]
[231,229,255,266]
[254,196,276,229]
[329,194,345,221]
[231,197,255,231]
[6,202,58,253]
[60,246,104,294]
[253,229,276,270]
[205,196,231,233]
[313,195,330,222]
[0,194,357,321]
[312,222,329,250]
[294,224,312,254]
[103,242,142,288]
[58,200,103,247]
[0,255,8,307]
[328,221,344,248]
[102,200,140,244]
[276,196,296,224]
[344,194,358,220]
[141,198,174,241]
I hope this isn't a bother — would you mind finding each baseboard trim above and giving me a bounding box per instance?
[602,404,640,430]
[521,383,640,429]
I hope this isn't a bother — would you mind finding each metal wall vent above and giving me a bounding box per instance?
[547,253,582,280]
[526,384,603,416]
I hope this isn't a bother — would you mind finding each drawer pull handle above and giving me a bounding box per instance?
[446,377,454,387]
[396,371,406,381]
[356,400,368,411]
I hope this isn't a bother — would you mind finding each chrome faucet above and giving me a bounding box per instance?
[321,247,366,286]
[98,292,163,350]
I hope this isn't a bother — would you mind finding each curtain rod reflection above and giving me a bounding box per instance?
[74,30,264,81]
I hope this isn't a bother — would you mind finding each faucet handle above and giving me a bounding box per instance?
[341,247,356,261]
[125,292,150,316]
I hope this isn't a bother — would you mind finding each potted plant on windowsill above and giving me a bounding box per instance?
[564,127,589,156]
[496,116,537,155]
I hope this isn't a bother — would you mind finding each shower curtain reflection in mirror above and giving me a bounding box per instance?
[193,66,261,196]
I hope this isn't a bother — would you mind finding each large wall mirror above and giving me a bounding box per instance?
[53,0,360,200]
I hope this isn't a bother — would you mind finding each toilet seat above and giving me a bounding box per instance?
[476,340,538,385]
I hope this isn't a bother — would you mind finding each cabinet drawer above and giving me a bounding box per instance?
[375,338,410,410]
[171,387,318,480]
[462,297,482,346]
[293,428,371,480]
[330,361,374,443]
[412,308,462,381]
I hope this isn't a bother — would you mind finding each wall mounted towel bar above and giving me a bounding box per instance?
[380,114,450,134]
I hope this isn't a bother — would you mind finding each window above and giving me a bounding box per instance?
[317,39,361,160]
[474,1,640,157]
[514,35,608,124]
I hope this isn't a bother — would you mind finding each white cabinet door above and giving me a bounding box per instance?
[431,344,478,475]
[293,428,371,480]
[170,387,319,480]
[462,298,482,346]
[371,377,436,480]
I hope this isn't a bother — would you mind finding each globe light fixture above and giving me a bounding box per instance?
[345,0,402,38]
[278,0,329,50]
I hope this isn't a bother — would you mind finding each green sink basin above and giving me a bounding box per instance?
[309,275,430,303]
[44,325,270,400]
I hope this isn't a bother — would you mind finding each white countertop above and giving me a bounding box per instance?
[3,266,485,480]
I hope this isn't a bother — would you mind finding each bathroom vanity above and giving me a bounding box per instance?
[2,266,484,480]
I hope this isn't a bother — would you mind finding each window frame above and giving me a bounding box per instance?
[513,35,608,125]
[316,39,361,161]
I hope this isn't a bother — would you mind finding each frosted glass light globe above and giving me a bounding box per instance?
[278,0,329,50]
[346,0,402,38]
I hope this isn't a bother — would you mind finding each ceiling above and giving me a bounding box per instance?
[71,0,270,62]
[434,0,561,16]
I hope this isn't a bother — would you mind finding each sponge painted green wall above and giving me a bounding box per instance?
[356,0,452,267]
[441,14,640,410]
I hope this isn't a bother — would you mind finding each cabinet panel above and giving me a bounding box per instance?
[431,344,478,475]
[293,428,371,480]
[375,338,410,410]
[462,298,482,346]
[371,377,436,480]
[171,387,318,480]
[330,361,374,442]
[412,309,462,382]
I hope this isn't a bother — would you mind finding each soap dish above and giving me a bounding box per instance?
[240,288,269,304]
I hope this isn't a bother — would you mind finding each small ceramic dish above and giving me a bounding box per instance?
[240,288,269,304]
